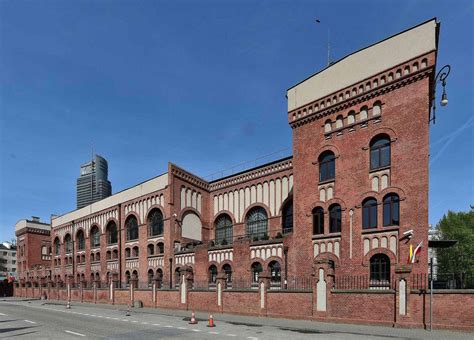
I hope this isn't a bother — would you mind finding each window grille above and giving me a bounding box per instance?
[246,207,268,239]
[215,214,233,245]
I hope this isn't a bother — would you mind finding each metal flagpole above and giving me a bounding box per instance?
[430,257,433,331]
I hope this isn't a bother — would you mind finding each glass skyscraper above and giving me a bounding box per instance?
[76,154,112,209]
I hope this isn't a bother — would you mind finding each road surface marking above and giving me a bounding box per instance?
[209,331,219,334]
[191,329,201,332]
[131,320,138,323]
[24,320,36,324]
[141,322,149,325]
[153,323,161,326]
[177,326,187,330]
[0,313,6,316]
[226,334,237,337]
[65,330,86,337]
[247,337,259,340]
[164,325,174,328]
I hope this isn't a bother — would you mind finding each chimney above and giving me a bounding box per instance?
[31,216,40,222]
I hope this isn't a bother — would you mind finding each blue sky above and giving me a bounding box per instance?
[0,0,472,241]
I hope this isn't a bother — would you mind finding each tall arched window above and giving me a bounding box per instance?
[370,254,390,287]
[132,246,139,257]
[383,194,400,226]
[125,271,131,285]
[223,264,232,284]
[312,207,324,235]
[319,151,335,182]
[64,234,72,254]
[251,262,263,283]
[76,230,85,250]
[106,222,118,244]
[125,248,131,258]
[268,261,281,283]
[370,134,391,170]
[246,207,268,239]
[156,269,163,288]
[208,265,217,284]
[147,209,164,237]
[215,214,233,245]
[329,204,342,233]
[126,215,139,241]
[113,249,118,259]
[90,226,100,248]
[157,242,164,254]
[362,198,378,229]
[54,238,60,255]
[282,200,293,234]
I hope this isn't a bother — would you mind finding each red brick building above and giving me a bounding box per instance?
[17,19,472,330]
[15,217,51,284]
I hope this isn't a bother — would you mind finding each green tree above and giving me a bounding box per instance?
[435,206,474,282]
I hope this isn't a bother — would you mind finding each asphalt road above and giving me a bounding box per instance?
[0,299,471,339]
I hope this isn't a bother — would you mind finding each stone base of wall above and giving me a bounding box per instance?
[13,286,474,331]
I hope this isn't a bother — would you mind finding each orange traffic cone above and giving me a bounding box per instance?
[189,311,198,324]
[207,314,215,327]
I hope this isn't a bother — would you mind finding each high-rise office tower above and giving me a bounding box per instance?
[76,154,112,209]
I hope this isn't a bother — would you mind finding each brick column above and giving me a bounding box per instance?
[216,273,227,312]
[258,270,271,315]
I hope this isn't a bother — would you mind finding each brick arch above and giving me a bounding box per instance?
[380,186,406,200]
[241,203,271,223]
[325,197,348,211]
[145,204,166,221]
[213,210,237,226]
[63,232,72,243]
[178,207,201,221]
[314,144,341,159]
[219,260,234,272]
[88,224,101,239]
[124,212,140,225]
[264,256,283,269]
[363,247,397,267]
[75,227,86,240]
[358,191,381,206]
[366,127,398,146]
[313,252,340,267]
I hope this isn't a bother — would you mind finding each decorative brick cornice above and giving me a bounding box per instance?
[170,164,210,191]
[15,227,51,237]
[289,52,435,129]
[209,157,293,191]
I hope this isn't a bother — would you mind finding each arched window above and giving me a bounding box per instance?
[282,200,293,234]
[54,238,60,255]
[64,234,72,254]
[106,250,111,260]
[175,268,181,288]
[223,264,232,284]
[312,207,324,235]
[126,215,139,241]
[246,207,268,240]
[112,249,118,259]
[157,242,164,254]
[76,230,85,250]
[359,106,368,120]
[148,269,154,286]
[90,226,100,248]
[125,248,131,258]
[362,198,378,229]
[147,209,164,237]
[268,261,281,283]
[208,265,217,284]
[370,134,391,170]
[335,115,343,129]
[132,246,139,257]
[319,151,335,182]
[329,204,342,233]
[251,262,263,283]
[132,270,138,280]
[383,194,400,226]
[215,214,233,245]
[90,253,94,262]
[370,254,390,287]
[95,253,100,261]
[106,222,118,244]
[147,244,154,256]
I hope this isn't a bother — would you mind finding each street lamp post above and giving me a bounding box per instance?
[430,65,451,124]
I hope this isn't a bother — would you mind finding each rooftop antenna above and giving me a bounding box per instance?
[315,19,331,66]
